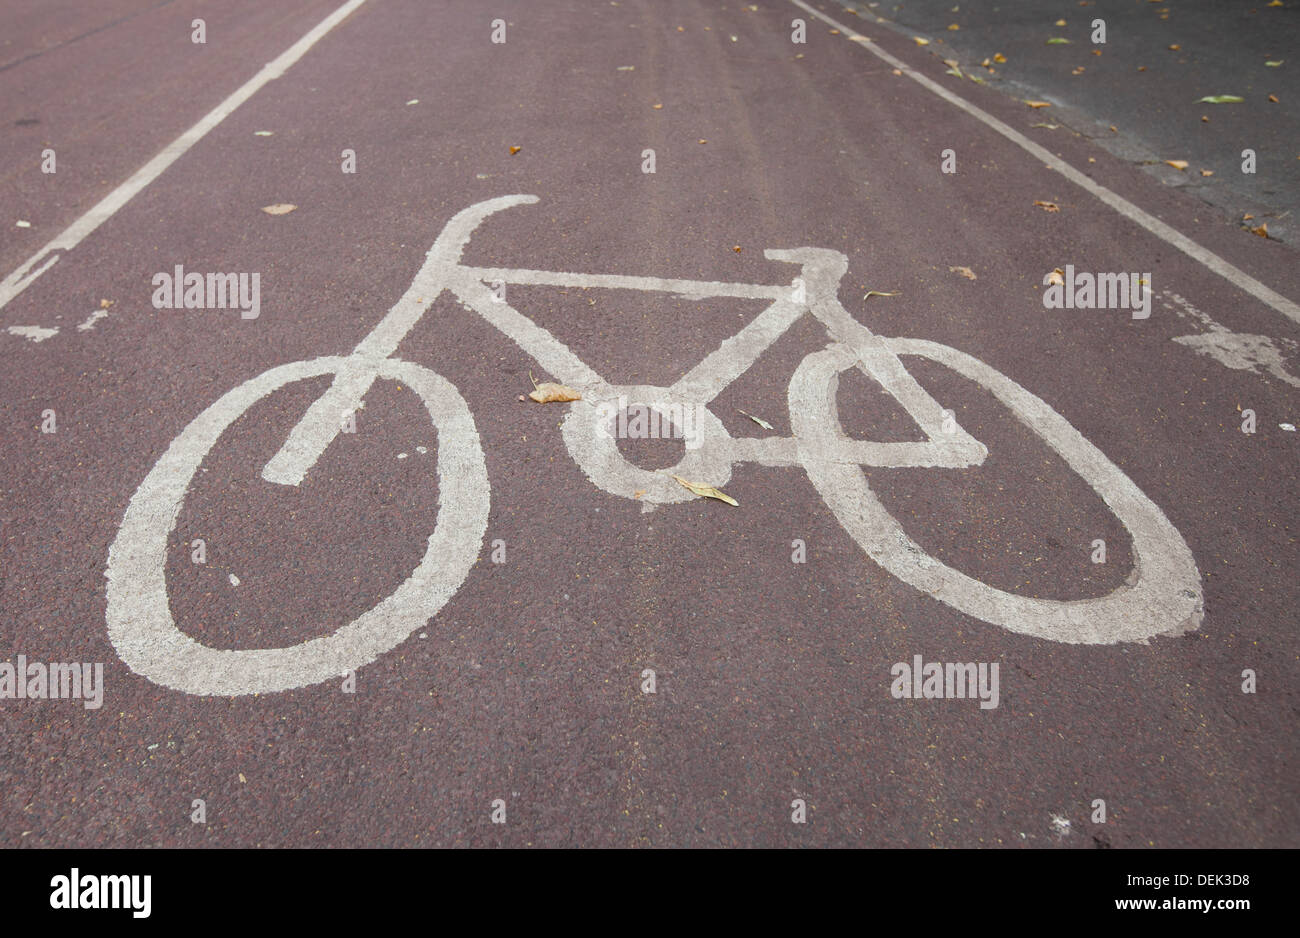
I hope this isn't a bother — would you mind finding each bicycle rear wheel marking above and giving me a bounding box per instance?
[790,341,1203,644]
[105,356,489,695]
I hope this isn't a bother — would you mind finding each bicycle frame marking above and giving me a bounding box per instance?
[263,194,985,505]
[105,195,1202,697]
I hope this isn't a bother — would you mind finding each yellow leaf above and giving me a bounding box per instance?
[914,37,930,45]
[1168,44,1180,51]
[653,103,663,109]
[670,474,738,506]
[1250,222,1269,238]
[948,24,960,30]
[528,382,582,403]
[1055,18,1066,26]
[1034,200,1060,212]
[1047,268,1065,286]
[1200,169,1214,176]
[994,53,1007,62]
[949,266,977,280]
[1024,100,1052,108]
[1164,159,1189,170]
[261,203,297,215]
[509,145,522,154]
[1269,94,1279,103]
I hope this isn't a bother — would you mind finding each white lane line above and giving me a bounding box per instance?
[788,0,1300,325]
[0,0,370,316]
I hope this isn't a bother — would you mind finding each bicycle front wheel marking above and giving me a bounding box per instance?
[105,356,490,696]
[791,341,1203,644]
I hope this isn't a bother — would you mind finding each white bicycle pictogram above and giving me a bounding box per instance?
[105,195,1203,696]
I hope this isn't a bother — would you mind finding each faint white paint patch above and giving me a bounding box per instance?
[78,309,109,332]
[7,324,57,342]
[1164,291,1300,388]
[1172,332,1300,388]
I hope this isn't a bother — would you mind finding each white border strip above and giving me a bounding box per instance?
[789,0,1300,325]
[0,0,370,314]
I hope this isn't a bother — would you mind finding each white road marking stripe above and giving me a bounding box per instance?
[788,0,1300,325]
[0,0,370,317]
[461,266,788,300]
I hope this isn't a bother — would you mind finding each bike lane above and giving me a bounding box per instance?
[0,0,1295,846]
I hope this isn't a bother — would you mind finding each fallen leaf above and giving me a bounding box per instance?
[528,381,582,403]
[1034,200,1060,212]
[1265,60,1283,67]
[699,139,708,144]
[238,773,246,783]
[1109,124,1118,132]
[1164,159,1189,170]
[1137,66,1147,71]
[1024,100,1052,108]
[99,298,114,309]
[892,68,903,75]
[633,490,646,499]
[509,145,522,154]
[653,103,663,109]
[15,220,31,228]
[737,409,774,430]
[1197,95,1244,103]
[1055,18,1067,25]
[1267,0,1282,6]
[261,203,297,215]
[1202,115,1210,121]
[406,99,419,106]
[949,265,977,280]
[1047,37,1071,44]
[1091,49,1102,56]
[1244,213,1254,220]
[1072,66,1086,74]
[1269,94,1280,103]
[1032,122,1060,129]
[1200,169,1214,176]
[1168,44,1180,51]
[253,130,274,136]
[994,53,1007,63]
[948,24,960,30]
[914,37,930,45]
[981,58,991,67]
[863,290,900,299]
[670,474,738,506]
[1250,222,1269,238]
[617,65,635,71]
[1047,268,1065,286]
[733,245,742,253]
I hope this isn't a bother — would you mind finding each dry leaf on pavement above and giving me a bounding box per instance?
[670,474,739,506]
[261,204,297,215]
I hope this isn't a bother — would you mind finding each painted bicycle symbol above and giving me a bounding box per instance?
[106,195,1203,696]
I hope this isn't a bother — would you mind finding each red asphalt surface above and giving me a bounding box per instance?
[0,0,1296,847]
